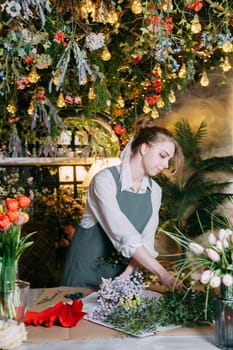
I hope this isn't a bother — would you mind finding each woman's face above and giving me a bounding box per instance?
[141,141,175,177]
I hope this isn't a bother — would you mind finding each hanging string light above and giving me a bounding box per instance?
[200,70,209,87]
[151,106,159,119]
[88,86,96,100]
[191,15,202,34]
[101,46,111,61]
[220,56,232,72]
[178,63,187,78]
[28,66,40,83]
[57,92,66,108]
[168,89,176,104]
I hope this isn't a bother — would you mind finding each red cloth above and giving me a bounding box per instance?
[24,300,87,327]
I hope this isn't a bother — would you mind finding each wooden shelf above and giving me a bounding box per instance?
[0,157,94,167]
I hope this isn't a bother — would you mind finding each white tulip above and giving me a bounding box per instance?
[216,240,223,251]
[200,270,213,284]
[191,271,202,281]
[222,274,233,287]
[222,239,229,249]
[210,275,221,288]
[208,232,217,245]
[188,242,204,255]
[206,248,221,262]
[219,228,228,241]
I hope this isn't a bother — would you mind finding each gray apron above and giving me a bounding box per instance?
[61,166,152,288]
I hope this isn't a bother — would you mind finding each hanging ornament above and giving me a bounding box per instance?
[28,66,40,83]
[168,90,176,103]
[117,95,125,108]
[151,107,159,119]
[220,56,232,72]
[191,15,202,34]
[131,0,143,15]
[178,63,187,78]
[88,87,96,100]
[143,101,151,114]
[200,70,209,87]
[101,46,111,61]
[57,92,66,108]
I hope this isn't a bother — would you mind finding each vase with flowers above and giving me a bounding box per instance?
[0,195,35,349]
[160,217,233,349]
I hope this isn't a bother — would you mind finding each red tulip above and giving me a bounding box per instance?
[18,195,31,209]
[6,198,19,211]
[0,214,10,229]
[6,210,20,223]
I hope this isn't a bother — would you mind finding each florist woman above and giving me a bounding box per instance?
[61,114,184,290]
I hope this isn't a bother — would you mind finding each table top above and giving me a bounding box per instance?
[19,287,218,350]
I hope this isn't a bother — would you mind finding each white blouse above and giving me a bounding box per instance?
[80,161,162,259]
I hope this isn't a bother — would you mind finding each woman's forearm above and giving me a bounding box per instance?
[132,245,178,289]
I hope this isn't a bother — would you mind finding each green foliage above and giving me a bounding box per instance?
[106,289,215,335]
[157,119,233,238]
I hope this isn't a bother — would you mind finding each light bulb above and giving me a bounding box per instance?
[143,101,151,114]
[28,66,40,83]
[222,41,233,53]
[168,90,176,103]
[88,87,96,100]
[151,107,159,119]
[27,100,34,115]
[131,0,143,15]
[53,70,61,86]
[156,97,165,108]
[191,15,202,34]
[6,103,17,114]
[106,11,118,25]
[220,56,232,72]
[101,46,111,61]
[178,63,187,78]
[57,92,66,108]
[200,71,209,87]
[117,95,125,108]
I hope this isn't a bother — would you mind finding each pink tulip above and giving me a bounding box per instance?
[216,240,223,250]
[206,248,221,262]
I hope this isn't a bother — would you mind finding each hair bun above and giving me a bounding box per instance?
[135,114,156,136]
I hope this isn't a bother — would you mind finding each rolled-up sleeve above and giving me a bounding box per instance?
[86,169,144,258]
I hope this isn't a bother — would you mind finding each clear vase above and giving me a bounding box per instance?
[215,285,233,349]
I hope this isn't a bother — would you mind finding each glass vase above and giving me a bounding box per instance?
[215,285,233,349]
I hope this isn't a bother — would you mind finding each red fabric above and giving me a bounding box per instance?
[24,300,87,328]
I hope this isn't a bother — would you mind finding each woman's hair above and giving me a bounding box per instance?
[131,114,184,177]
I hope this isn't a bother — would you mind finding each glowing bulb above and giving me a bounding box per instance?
[88,87,96,100]
[191,15,201,34]
[178,63,187,78]
[151,107,159,119]
[57,92,66,108]
[27,100,34,115]
[200,71,209,87]
[6,103,17,114]
[156,97,165,108]
[101,46,111,61]
[168,90,176,103]
[131,0,143,15]
[106,11,118,25]
[117,95,125,108]
[222,41,233,53]
[220,56,232,72]
[53,70,61,86]
[28,66,40,83]
[143,101,151,114]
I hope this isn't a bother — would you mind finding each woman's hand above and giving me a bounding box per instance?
[161,273,185,292]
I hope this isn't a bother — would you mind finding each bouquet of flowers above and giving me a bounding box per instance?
[0,195,34,320]
[160,217,233,316]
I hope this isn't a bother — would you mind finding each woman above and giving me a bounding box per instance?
[61,114,184,290]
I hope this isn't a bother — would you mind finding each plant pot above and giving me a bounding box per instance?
[215,285,233,349]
